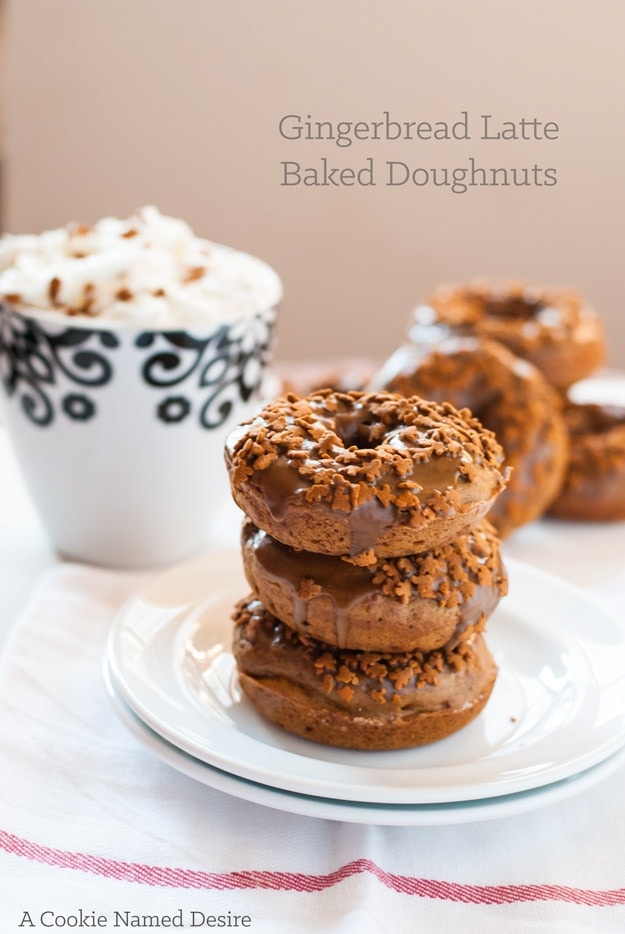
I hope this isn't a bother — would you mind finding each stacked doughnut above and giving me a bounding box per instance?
[225,389,509,750]
[373,277,620,534]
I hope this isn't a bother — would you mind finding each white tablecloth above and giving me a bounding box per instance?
[1,430,625,932]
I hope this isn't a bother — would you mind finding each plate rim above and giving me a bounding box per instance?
[105,552,625,805]
[104,660,625,827]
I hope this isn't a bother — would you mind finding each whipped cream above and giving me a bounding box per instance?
[0,206,282,327]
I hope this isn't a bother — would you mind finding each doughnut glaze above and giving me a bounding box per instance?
[232,596,498,750]
[225,389,507,558]
[241,518,507,652]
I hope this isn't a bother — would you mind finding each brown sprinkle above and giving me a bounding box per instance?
[233,597,485,710]
[48,277,62,303]
[298,578,322,600]
[185,265,207,282]
[227,390,506,524]
[68,222,92,236]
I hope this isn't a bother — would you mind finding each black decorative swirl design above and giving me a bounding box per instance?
[157,395,191,424]
[138,310,276,429]
[0,304,119,426]
[62,393,97,421]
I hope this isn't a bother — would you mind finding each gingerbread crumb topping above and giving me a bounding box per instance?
[227,389,506,520]
[425,279,590,346]
[336,520,506,608]
[298,578,322,600]
[233,597,485,708]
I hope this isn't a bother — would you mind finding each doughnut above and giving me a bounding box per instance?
[373,337,569,538]
[225,389,507,559]
[241,518,507,653]
[410,278,605,390]
[548,402,625,521]
[232,596,497,750]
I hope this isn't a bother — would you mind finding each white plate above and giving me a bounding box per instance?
[105,552,625,805]
[104,662,625,826]
[568,373,625,406]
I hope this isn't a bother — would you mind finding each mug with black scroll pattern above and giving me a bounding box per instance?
[0,302,278,567]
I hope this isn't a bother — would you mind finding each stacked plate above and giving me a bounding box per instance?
[104,551,625,826]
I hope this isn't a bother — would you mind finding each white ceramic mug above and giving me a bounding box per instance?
[0,302,277,567]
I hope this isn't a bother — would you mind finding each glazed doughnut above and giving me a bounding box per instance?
[373,337,569,538]
[232,596,497,750]
[225,389,507,559]
[241,518,507,653]
[548,402,625,521]
[411,278,605,390]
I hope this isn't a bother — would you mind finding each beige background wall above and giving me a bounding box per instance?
[3,0,625,367]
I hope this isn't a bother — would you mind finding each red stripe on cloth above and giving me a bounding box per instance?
[2,830,624,905]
